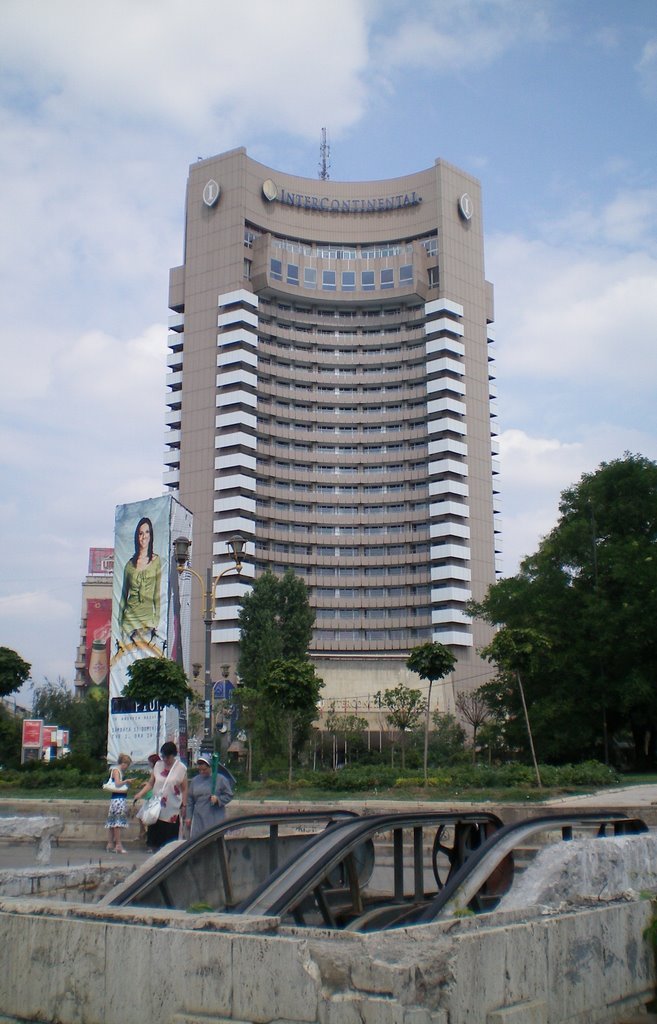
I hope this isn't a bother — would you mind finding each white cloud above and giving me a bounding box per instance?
[0,590,71,621]
[489,185,657,574]
[498,430,584,487]
[496,422,657,576]
[373,0,551,72]
[488,218,657,395]
[636,37,657,99]
[0,0,371,137]
[545,187,657,249]
[58,324,167,407]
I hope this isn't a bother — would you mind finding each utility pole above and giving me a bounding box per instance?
[318,127,330,180]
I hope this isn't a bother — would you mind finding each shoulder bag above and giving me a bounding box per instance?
[102,770,128,794]
[141,766,177,826]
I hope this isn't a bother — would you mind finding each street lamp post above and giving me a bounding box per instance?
[173,534,245,757]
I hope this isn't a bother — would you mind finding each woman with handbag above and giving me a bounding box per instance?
[104,752,132,853]
[132,741,187,852]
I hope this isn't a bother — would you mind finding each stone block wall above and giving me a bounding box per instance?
[0,895,653,1023]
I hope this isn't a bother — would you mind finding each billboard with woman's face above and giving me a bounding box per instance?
[107,495,193,763]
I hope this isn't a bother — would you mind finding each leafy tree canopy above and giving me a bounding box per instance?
[375,683,426,731]
[32,679,108,760]
[262,657,323,717]
[407,641,457,784]
[0,647,31,698]
[261,657,324,784]
[406,642,456,683]
[237,570,315,689]
[237,570,315,761]
[472,454,657,766]
[123,657,195,709]
[325,706,368,739]
[374,683,426,770]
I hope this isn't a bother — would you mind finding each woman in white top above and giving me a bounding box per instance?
[132,741,187,852]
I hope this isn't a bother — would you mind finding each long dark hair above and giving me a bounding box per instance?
[131,517,155,566]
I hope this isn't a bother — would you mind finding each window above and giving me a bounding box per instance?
[287,264,299,286]
[243,258,252,280]
[270,258,282,281]
[361,270,375,291]
[381,269,394,289]
[341,271,356,291]
[304,267,317,289]
[400,264,413,284]
[428,266,439,288]
[322,270,336,291]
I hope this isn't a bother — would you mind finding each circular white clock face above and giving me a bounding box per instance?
[458,193,473,221]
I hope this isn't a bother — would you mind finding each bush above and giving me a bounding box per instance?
[286,759,619,794]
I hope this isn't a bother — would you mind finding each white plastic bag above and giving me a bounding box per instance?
[140,795,162,826]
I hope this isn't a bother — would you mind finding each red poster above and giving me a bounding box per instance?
[42,725,58,749]
[86,598,112,687]
[22,719,43,747]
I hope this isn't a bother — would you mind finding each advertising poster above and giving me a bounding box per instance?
[88,547,114,576]
[21,717,43,764]
[107,495,192,763]
[22,719,42,747]
[85,598,112,687]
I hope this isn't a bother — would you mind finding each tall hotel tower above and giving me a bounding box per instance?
[165,148,499,715]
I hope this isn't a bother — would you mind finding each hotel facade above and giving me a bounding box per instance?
[165,148,499,718]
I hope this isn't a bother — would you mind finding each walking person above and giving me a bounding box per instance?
[132,741,187,852]
[104,753,132,854]
[185,756,233,840]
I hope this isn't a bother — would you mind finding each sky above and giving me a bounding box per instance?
[1,0,656,704]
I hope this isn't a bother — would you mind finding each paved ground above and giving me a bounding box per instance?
[0,837,154,872]
[544,783,657,808]
[0,785,655,872]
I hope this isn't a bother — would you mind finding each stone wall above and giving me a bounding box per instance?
[0,895,653,1023]
[2,797,655,845]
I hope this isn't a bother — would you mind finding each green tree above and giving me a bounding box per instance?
[455,688,493,763]
[32,679,108,761]
[324,704,369,768]
[237,569,315,765]
[374,684,426,770]
[122,657,195,750]
[0,708,22,767]
[278,569,316,659]
[480,627,551,787]
[0,647,31,698]
[237,571,284,691]
[429,710,466,766]
[407,642,457,785]
[472,454,657,767]
[261,657,323,784]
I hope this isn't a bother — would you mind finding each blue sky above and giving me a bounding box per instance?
[1,0,656,701]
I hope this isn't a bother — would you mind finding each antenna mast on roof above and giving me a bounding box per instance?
[318,127,331,180]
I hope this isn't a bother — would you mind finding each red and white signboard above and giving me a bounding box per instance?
[42,725,58,750]
[22,719,43,747]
